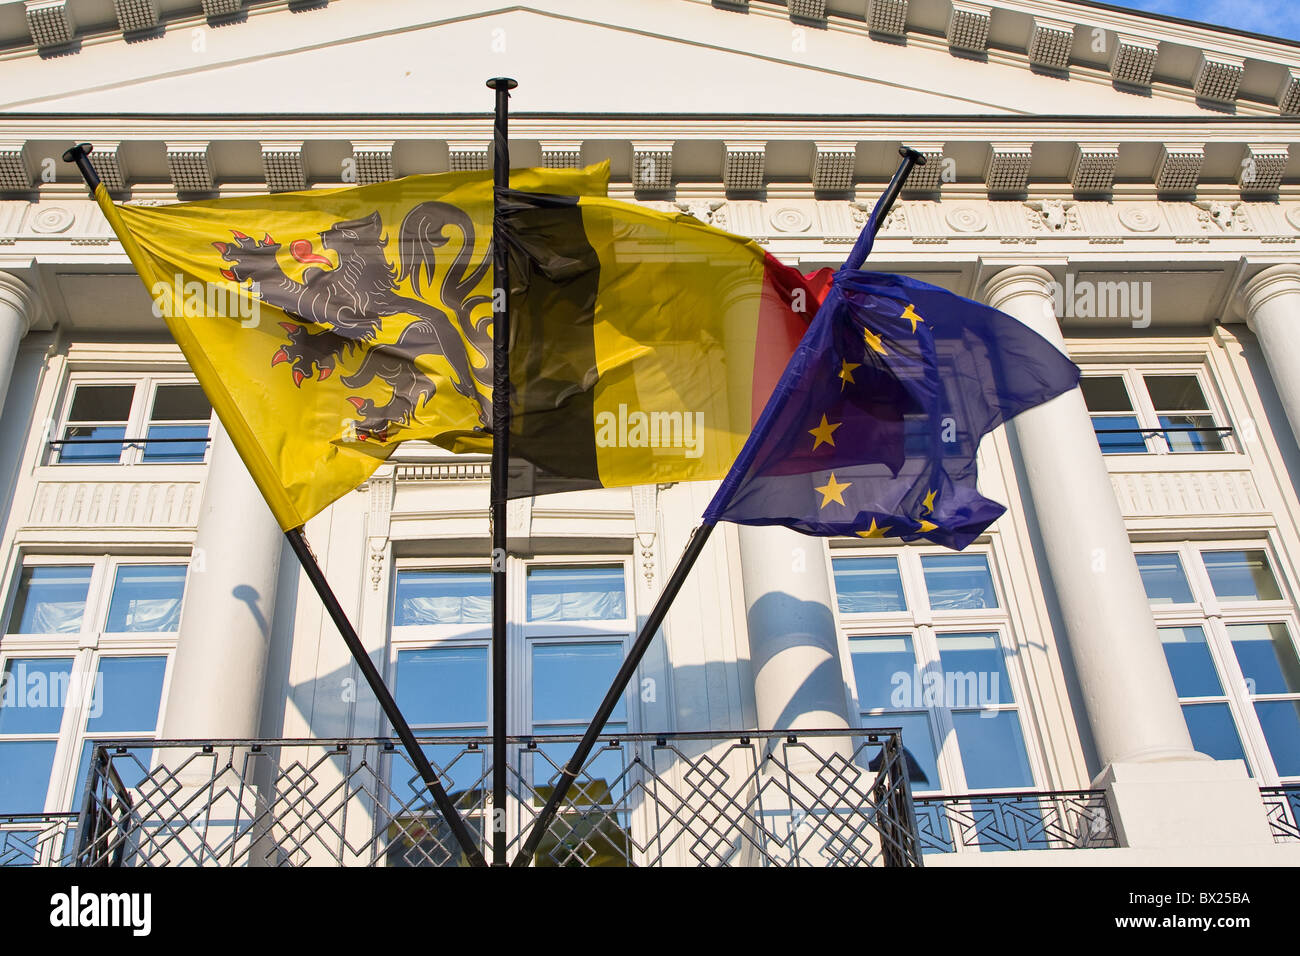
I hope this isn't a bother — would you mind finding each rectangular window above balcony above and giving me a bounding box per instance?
[49,375,212,466]
[1081,367,1232,455]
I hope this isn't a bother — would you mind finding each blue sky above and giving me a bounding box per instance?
[1108,1,1300,42]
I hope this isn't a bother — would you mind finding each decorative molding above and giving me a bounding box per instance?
[1110,34,1159,89]
[201,0,243,17]
[1110,471,1264,517]
[28,205,74,234]
[113,0,159,36]
[89,142,127,193]
[1193,199,1251,232]
[947,2,991,53]
[165,142,214,193]
[540,140,582,169]
[1069,143,1119,195]
[900,144,945,192]
[1154,143,1205,195]
[811,142,856,193]
[1193,51,1244,104]
[1028,18,1074,72]
[631,484,658,588]
[945,204,987,232]
[788,0,826,21]
[1239,144,1290,195]
[28,480,201,528]
[723,142,766,193]
[631,141,672,193]
[985,143,1033,194]
[0,143,31,192]
[261,141,306,192]
[866,0,908,37]
[1023,199,1079,232]
[350,140,394,186]
[769,204,813,233]
[1118,204,1161,232]
[1277,69,1300,116]
[447,140,489,172]
[507,497,532,538]
[368,540,386,591]
[675,199,726,224]
[395,461,490,482]
[25,1,75,51]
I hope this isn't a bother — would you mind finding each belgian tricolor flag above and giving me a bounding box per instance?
[500,189,820,497]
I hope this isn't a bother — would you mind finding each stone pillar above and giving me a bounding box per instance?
[1240,264,1300,448]
[161,421,285,740]
[0,273,36,422]
[986,266,1274,852]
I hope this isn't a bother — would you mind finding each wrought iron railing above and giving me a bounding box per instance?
[69,729,926,867]
[913,788,1117,853]
[0,812,78,867]
[1260,785,1300,843]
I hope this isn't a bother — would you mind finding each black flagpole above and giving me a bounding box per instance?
[63,142,488,869]
[487,76,518,866]
[511,146,927,867]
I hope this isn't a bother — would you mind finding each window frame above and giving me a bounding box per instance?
[1078,364,1235,457]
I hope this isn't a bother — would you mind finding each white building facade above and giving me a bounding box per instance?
[0,0,1298,866]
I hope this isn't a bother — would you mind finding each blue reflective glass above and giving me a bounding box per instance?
[1136,553,1194,605]
[70,741,156,815]
[0,829,43,867]
[1254,701,1300,777]
[57,425,127,463]
[85,657,167,734]
[142,424,209,463]
[387,733,488,815]
[0,741,57,812]
[1202,550,1282,601]
[921,555,997,610]
[1228,623,1300,695]
[1092,415,1147,454]
[833,558,906,614]
[1159,415,1224,453]
[861,712,939,791]
[951,711,1035,790]
[526,567,626,622]
[104,566,186,633]
[849,636,916,709]
[936,633,1014,706]
[530,721,628,801]
[394,570,491,626]
[1159,626,1222,698]
[8,567,91,635]
[1181,702,1249,770]
[0,658,75,734]
[394,646,488,727]
[532,643,625,725]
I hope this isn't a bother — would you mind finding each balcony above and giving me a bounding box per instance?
[2,729,1125,867]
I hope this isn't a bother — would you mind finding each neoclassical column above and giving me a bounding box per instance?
[1239,264,1300,449]
[0,273,37,422]
[984,266,1199,768]
[161,421,285,740]
[737,524,853,734]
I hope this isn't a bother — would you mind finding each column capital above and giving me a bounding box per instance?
[1237,264,1300,333]
[981,264,1056,311]
[0,272,38,335]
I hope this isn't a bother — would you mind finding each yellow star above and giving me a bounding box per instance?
[901,303,924,332]
[838,359,861,391]
[855,517,892,538]
[809,414,842,450]
[921,488,937,514]
[918,519,938,533]
[863,327,887,356]
[814,473,851,509]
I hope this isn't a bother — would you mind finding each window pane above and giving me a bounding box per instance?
[1181,702,1249,768]
[1144,375,1208,412]
[1254,701,1300,777]
[394,647,488,728]
[1080,377,1133,412]
[849,636,916,709]
[921,554,998,610]
[70,741,155,817]
[150,384,210,422]
[85,657,167,734]
[7,566,91,634]
[393,571,490,626]
[950,711,1035,790]
[1136,553,1194,605]
[1091,415,1147,454]
[104,565,186,632]
[1159,626,1222,698]
[68,385,133,422]
[862,712,939,791]
[1228,623,1300,696]
[57,425,127,463]
[0,741,57,812]
[832,557,906,614]
[530,721,628,808]
[0,829,45,867]
[0,658,75,734]
[387,733,488,818]
[936,633,1015,706]
[1202,550,1282,601]
[532,643,626,726]
[142,424,209,463]
[526,567,626,622]
[1159,414,1224,453]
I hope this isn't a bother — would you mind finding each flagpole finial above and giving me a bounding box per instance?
[62,142,93,163]
[898,146,927,166]
[486,77,519,91]
[62,142,101,192]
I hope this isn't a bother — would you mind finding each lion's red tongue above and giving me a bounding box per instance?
[290,239,331,267]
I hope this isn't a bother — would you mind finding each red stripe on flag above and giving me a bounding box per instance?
[752,255,832,426]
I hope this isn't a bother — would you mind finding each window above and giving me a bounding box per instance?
[386,559,634,865]
[1081,369,1230,455]
[1137,542,1300,782]
[831,549,1037,796]
[0,556,182,859]
[50,376,212,465]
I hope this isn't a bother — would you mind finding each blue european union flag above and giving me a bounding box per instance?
[703,199,1080,551]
